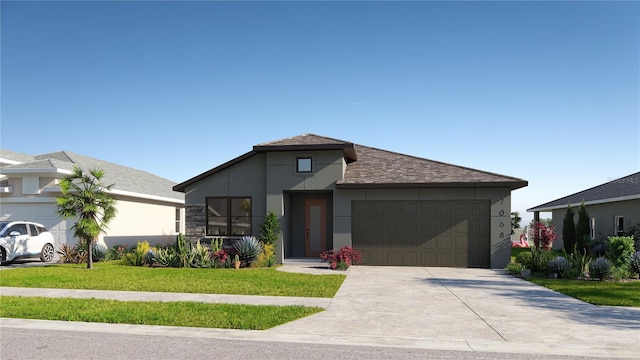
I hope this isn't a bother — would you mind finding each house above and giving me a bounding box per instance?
[527,172,640,249]
[0,149,185,250]
[173,134,527,268]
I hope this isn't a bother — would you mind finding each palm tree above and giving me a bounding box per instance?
[57,166,117,269]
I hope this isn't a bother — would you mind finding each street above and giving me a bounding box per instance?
[0,326,628,360]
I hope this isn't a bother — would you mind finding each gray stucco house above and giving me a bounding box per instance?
[528,172,640,249]
[173,134,527,268]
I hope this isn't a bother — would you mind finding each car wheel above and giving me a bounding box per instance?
[1,247,6,264]
[40,243,55,262]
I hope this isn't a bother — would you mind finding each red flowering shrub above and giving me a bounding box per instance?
[532,221,557,250]
[320,246,362,270]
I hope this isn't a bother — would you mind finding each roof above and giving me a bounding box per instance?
[174,134,527,192]
[0,149,35,166]
[0,150,183,203]
[527,171,640,212]
[338,145,527,189]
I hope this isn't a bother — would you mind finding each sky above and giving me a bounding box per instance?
[1,1,639,225]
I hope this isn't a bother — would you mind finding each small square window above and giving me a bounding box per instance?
[297,157,312,173]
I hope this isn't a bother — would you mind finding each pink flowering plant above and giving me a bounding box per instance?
[320,246,362,270]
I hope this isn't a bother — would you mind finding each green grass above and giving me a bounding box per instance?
[529,278,640,307]
[0,261,345,298]
[0,296,323,330]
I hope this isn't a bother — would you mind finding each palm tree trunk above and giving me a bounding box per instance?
[87,238,93,269]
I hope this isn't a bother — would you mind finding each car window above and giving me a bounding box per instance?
[8,223,28,236]
[29,224,40,236]
[0,221,9,236]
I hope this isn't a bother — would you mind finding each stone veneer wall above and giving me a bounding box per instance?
[185,204,206,241]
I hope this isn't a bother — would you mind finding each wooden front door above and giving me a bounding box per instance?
[304,198,327,257]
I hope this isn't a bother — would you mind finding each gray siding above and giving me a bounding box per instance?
[183,153,267,241]
[552,199,640,250]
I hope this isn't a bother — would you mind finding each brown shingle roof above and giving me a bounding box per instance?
[338,145,527,189]
[173,134,528,192]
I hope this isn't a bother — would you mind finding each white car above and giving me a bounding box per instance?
[0,221,55,263]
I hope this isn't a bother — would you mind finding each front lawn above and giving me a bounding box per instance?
[0,296,323,330]
[0,261,345,298]
[529,278,640,307]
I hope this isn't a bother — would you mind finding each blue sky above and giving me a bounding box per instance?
[2,1,639,225]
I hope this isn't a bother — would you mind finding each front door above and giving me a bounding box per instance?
[304,198,326,257]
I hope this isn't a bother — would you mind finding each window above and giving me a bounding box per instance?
[206,197,252,236]
[590,217,596,240]
[8,223,27,236]
[175,208,181,233]
[296,157,312,173]
[614,216,624,236]
[22,177,40,194]
[29,224,40,236]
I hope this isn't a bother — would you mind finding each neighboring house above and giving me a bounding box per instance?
[173,134,527,268]
[527,172,640,249]
[0,149,185,250]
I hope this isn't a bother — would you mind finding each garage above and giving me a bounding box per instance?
[1,203,69,249]
[352,200,490,268]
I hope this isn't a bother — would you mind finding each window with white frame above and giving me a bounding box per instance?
[589,217,596,240]
[614,216,624,236]
[22,176,40,194]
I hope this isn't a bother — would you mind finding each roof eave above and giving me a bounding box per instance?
[336,181,528,190]
[253,143,358,162]
[0,168,73,176]
[527,193,640,212]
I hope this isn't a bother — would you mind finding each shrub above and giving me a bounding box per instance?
[254,243,276,268]
[153,247,179,267]
[589,257,612,281]
[631,251,640,275]
[547,256,570,277]
[623,222,640,252]
[605,236,635,269]
[259,211,281,246]
[515,251,533,269]
[233,236,263,267]
[562,246,591,279]
[106,245,127,261]
[56,244,84,264]
[532,221,557,250]
[562,205,576,254]
[320,246,362,270]
[212,249,228,268]
[575,202,590,254]
[124,241,153,266]
[505,262,525,275]
[528,246,554,273]
[190,240,212,268]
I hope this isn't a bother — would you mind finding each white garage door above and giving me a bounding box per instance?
[0,203,70,249]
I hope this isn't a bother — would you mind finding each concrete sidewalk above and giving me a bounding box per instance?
[2,263,639,359]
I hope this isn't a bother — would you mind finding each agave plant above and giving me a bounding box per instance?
[631,251,640,275]
[589,257,612,281]
[547,256,570,277]
[233,236,263,267]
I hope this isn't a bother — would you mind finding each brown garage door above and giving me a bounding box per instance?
[352,200,490,267]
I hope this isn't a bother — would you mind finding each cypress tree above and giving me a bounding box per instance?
[562,204,577,254]
[576,201,590,254]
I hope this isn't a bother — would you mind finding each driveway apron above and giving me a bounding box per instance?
[269,266,640,355]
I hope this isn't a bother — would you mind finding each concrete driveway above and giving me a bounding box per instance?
[270,266,640,358]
